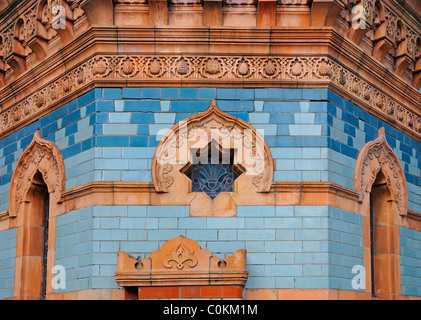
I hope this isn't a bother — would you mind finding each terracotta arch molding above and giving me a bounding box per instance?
[151,99,275,216]
[9,130,66,219]
[355,127,408,217]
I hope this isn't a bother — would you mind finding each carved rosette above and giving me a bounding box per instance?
[152,99,274,194]
[355,127,408,216]
[8,131,65,218]
[115,235,248,287]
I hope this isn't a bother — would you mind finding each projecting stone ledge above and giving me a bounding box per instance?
[114,235,248,288]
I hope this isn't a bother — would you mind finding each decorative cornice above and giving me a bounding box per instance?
[0,53,420,141]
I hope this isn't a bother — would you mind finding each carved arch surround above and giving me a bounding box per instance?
[355,127,408,217]
[9,131,66,218]
[151,99,274,216]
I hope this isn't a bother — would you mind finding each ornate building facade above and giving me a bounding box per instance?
[0,0,420,300]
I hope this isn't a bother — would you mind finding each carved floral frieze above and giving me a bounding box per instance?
[0,54,419,141]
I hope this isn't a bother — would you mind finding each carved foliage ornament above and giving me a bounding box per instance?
[8,131,65,218]
[355,127,408,216]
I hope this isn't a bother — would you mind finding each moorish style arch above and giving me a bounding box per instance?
[355,127,407,299]
[9,131,65,299]
[355,127,408,217]
[151,99,274,217]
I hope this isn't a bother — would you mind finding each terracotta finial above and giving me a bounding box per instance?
[210,99,217,108]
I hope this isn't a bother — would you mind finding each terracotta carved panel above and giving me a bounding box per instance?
[115,235,248,287]
[355,127,408,216]
[9,131,66,218]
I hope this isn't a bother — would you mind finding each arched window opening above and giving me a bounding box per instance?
[369,171,395,298]
[20,170,50,300]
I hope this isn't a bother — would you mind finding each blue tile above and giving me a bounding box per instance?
[1,173,12,184]
[275,136,295,147]
[62,143,82,159]
[175,113,197,122]
[65,122,78,136]
[86,102,96,116]
[180,88,198,99]
[340,143,358,159]
[218,100,254,112]
[228,112,248,122]
[364,123,377,138]
[302,89,323,100]
[78,90,97,107]
[269,113,294,124]
[161,88,179,99]
[342,110,359,128]
[122,88,141,99]
[277,125,289,135]
[95,136,130,147]
[96,101,115,112]
[255,88,283,99]
[328,90,346,108]
[148,136,160,147]
[68,135,75,146]
[400,143,412,155]
[283,88,301,100]
[3,143,17,156]
[236,89,254,100]
[344,123,355,137]
[264,101,300,113]
[4,154,14,165]
[198,88,216,99]
[62,110,81,127]
[309,102,328,113]
[171,100,210,112]
[130,113,155,124]
[402,152,410,164]
[40,114,51,127]
[327,103,337,117]
[125,100,161,112]
[137,125,149,135]
[217,88,236,100]
[103,88,122,100]
[81,138,93,152]
[130,136,148,147]
[20,133,35,149]
[295,136,329,147]
[141,88,160,99]
[50,104,69,122]
[1,135,16,153]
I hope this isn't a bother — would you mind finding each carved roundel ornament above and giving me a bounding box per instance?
[355,127,408,216]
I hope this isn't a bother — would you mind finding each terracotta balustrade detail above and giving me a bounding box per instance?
[114,235,249,288]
